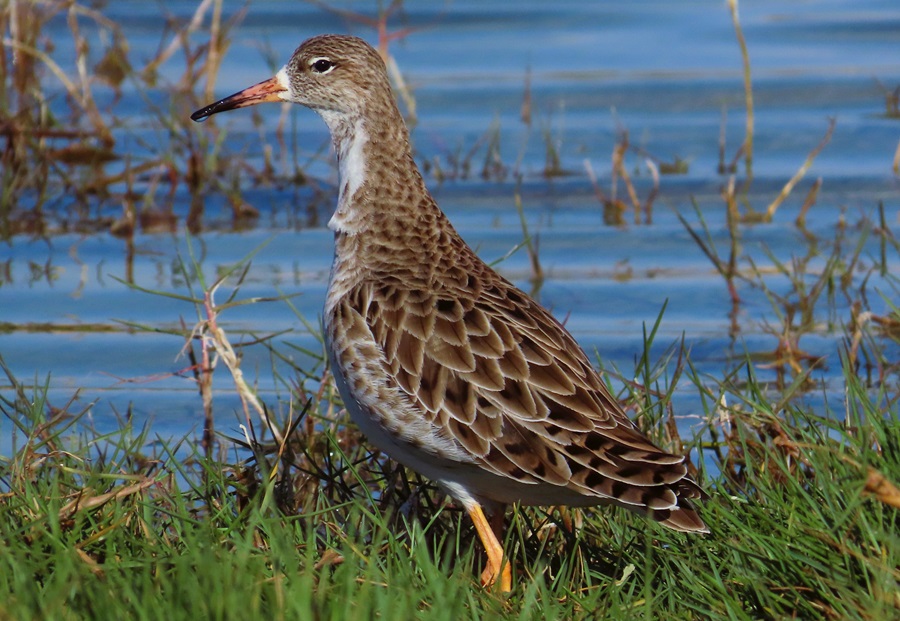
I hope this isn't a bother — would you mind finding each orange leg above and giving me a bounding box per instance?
[468,503,512,592]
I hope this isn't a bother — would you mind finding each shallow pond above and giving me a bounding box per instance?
[2,1,899,450]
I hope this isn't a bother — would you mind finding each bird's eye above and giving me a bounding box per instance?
[310,58,335,74]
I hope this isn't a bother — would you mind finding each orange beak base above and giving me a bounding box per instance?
[191,76,286,122]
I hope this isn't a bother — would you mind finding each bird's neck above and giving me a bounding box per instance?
[320,107,462,289]
[320,106,426,234]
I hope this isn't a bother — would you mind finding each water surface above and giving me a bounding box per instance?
[2,1,899,447]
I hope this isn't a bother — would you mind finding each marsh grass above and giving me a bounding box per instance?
[1,293,898,619]
[2,231,899,619]
[584,126,664,227]
[0,0,436,241]
[0,0,284,238]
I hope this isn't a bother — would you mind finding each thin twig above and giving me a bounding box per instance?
[765,119,835,221]
[728,0,754,183]
[201,285,285,444]
[145,0,215,74]
[794,177,822,228]
[204,0,224,103]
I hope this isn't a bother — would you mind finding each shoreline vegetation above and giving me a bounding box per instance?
[1,1,898,618]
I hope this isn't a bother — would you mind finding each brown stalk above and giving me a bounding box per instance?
[65,5,113,146]
[584,158,624,226]
[195,283,285,445]
[613,142,641,225]
[57,478,157,521]
[145,0,215,75]
[728,0,754,183]
[610,134,624,208]
[765,119,835,221]
[724,177,742,312]
[794,177,822,228]
[2,37,80,112]
[521,65,532,127]
[204,0,224,103]
[864,466,900,509]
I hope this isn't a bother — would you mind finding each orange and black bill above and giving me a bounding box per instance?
[191,76,286,122]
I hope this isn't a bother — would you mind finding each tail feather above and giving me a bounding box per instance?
[651,478,709,533]
[652,499,709,533]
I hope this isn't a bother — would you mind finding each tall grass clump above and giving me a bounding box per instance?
[0,0,285,238]
[3,230,898,618]
[2,304,898,619]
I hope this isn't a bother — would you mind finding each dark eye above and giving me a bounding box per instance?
[311,58,335,73]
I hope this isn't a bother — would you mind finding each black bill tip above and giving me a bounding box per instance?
[190,76,287,123]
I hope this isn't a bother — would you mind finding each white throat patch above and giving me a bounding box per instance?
[324,115,368,232]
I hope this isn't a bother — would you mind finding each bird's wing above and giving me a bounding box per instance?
[332,267,706,530]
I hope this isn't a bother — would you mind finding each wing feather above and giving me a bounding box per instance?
[349,267,706,530]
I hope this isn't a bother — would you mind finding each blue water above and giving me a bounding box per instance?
[2,0,899,451]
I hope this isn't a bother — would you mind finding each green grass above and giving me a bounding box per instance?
[2,330,898,620]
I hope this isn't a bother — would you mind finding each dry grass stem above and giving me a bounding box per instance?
[864,467,900,509]
[145,0,216,75]
[201,286,285,445]
[765,119,835,221]
[58,478,157,521]
[728,0,754,182]
[795,177,822,228]
[584,129,660,226]
[204,0,225,102]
